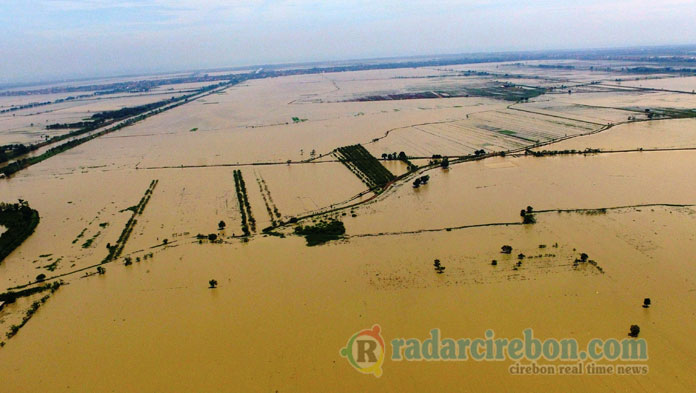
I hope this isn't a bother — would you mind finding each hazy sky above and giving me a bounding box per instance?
[1,0,695,83]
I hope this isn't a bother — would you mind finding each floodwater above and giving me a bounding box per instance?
[538,118,696,151]
[1,66,696,392]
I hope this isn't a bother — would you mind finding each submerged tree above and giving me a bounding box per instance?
[433,259,445,274]
[440,157,450,169]
[628,325,640,337]
[522,214,536,224]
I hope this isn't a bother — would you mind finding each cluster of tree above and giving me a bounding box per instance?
[0,281,60,304]
[0,100,53,114]
[379,151,418,172]
[380,151,419,170]
[525,148,600,157]
[196,233,219,242]
[45,121,98,130]
[4,281,62,341]
[0,143,35,164]
[381,151,408,161]
[412,175,430,188]
[233,170,255,236]
[0,200,40,264]
[3,83,234,177]
[520,206,536,224]
[294,219,346,246]
[102,181,157,264]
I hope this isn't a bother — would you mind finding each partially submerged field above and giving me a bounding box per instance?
[1,63,696,392]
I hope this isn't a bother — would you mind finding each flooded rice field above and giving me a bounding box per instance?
[1,64,696,392]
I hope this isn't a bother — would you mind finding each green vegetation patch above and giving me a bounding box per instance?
[81,231,100,248]
[0,201,40,265]
[0,281,61,304]
[335,144,395,190]
[103,180,157,263]
[233,170,255,236]
[294,219,346,246]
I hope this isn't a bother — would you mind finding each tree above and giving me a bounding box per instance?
[36,274,46,282]
[96,266,106,275]
[501,245,512,254]
[440,157,450,169]
[526,206,533,213]
[643,298,651,308]
[162,238,168,245]
[628,325,640,337]
[413,178,421,188]
[208,233,218,241]
[218,220,226,230]
[381,153,388,159]
[579,253,589,262]
[398,151,407,161]
[523,214,536,224]
[209,279,218,288]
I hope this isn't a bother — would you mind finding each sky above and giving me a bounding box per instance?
[1,0,696,83]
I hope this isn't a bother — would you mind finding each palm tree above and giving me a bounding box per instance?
[209,279,218,289]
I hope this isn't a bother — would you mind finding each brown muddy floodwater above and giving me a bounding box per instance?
[1,67,696,392]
